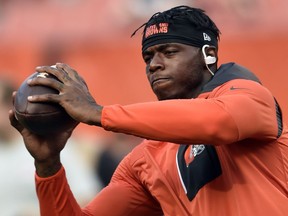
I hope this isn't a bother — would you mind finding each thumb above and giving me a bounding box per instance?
[9,109,25,133]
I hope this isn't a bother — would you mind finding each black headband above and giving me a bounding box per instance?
[142,20,218,52]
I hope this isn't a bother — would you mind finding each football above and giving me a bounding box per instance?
[14,72,78,135]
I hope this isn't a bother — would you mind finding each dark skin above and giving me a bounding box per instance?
[143,43,216,100]
[9,43,217,177]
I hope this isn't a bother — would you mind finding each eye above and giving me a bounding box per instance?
[143,55,152,64]
[164,49,178,56]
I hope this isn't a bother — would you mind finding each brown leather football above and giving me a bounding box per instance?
[14,72,77,135]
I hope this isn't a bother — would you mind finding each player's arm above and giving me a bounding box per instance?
[9,100,161,216]
[36,153,163,216]
[101,80,279,145]
[29,64,279,145]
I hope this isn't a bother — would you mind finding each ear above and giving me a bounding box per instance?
[205,45,218,64]
[201,45,218,76]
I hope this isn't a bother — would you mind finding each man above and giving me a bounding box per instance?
[9,6,288,216]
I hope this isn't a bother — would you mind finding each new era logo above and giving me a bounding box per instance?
[203,33,211,41]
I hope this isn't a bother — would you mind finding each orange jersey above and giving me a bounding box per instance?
[36,63,288,215]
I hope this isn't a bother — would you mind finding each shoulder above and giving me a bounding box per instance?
[206,78,276,113]
[213,78,274,100]
[202,62,265,95]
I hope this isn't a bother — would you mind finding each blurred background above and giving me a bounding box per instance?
[0,0,287,215]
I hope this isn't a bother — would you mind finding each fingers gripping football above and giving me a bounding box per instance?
[30,63,101,125]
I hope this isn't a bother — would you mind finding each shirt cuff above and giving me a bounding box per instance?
[35,165,64,182]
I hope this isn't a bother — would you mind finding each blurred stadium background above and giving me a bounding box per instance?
[0,0,287,215]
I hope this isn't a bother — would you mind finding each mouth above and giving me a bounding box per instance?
[151,77,170,86]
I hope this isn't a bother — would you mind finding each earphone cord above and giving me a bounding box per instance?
[205,64,215,76]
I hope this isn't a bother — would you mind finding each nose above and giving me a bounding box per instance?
[148,53,164,73]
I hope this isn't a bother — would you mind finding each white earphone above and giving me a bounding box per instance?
[202,45,216,76]
[202,45,216,65]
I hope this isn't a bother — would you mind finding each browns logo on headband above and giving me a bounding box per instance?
[144,23,169,38]
[141,19,218,52]
[131,6,220,52]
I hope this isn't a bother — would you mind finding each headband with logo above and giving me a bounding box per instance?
[142,20,218,52]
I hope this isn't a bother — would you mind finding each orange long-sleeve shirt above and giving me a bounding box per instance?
[36,63,288,215]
